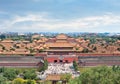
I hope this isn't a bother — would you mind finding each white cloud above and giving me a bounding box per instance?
[1,13,120,32]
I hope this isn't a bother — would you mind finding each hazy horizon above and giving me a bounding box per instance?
[0,0,120,33]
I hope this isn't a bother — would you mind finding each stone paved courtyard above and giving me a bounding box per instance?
[38,63,80,80]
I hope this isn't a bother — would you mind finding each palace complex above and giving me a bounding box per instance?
[0,34,120,67]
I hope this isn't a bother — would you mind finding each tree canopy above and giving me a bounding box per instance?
[73,60,78,71]
[23,69,37,80]
[68,65,120,84]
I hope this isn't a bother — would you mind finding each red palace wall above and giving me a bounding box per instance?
[46,57,78,63]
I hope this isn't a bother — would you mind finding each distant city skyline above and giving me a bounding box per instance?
[0,0,120,33]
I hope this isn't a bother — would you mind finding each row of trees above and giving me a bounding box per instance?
[13,78,36,84]
[0,60,48,84]
[0,68,19,81]
[68,65,120,84]
[73,61,78,71]
[0,67,37,84]
[38,60,48,72]
[40,65,120,84]
[0,63,119,84]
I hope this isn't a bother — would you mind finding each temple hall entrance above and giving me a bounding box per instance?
[65,60,68,63]
[59,60,63,63]
[54,60,57,63]
[53,60,69,63]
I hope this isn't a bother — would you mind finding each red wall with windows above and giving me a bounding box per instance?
[46,57,78,63]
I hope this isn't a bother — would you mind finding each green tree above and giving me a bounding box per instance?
[67,66,120,84]
[112,65,120,72]
[61,73,72,83]
[73,61,78,71]
[79,66,117,84]
[29,48,34,53]
[2,46,6,50]
[10,47,15,51]
[3,68,17,80]
[0,67,6,73]
[93,46,97,50]
[23,70,37,80]
[44,60,48,70]
[38,60,48,72]
[117,48,120,51]
[81,48,89,53]
[26,80,36,84]
[0,34,6,39]
[0,75,7,84]
[90,38,96,44]
[13,78,25,84]
[68,77,81,84]
[38,49,44,53]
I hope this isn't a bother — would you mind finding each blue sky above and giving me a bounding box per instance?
[0,0,120,33]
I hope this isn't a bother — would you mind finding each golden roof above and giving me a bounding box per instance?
[15,49,27,52]
[56,34,68,40]
[46,75,60,81]
[41,37,48,41]
[1,39,14,43]
[21,40,30,43]
[0,47,2,50]
[117,40,120,43]
[56,40,67,42]
[47,42,73,47]
[37,40,45,43]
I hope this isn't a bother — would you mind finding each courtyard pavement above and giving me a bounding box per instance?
[37,63,80,80]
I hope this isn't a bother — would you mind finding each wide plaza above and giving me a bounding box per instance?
[38,63,80,80]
